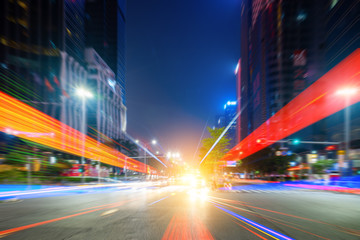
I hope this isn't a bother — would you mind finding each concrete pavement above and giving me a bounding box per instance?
[0,184,359,239]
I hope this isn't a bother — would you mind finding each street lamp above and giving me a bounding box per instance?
[135,139,158,179]
[76,87,93,183]
[336,88,358,176]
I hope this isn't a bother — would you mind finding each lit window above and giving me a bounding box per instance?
[296,11,307,22]
[66,28,72,36]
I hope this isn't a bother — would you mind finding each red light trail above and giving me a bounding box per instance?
[223,49,360,161]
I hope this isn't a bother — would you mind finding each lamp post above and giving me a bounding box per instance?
[124,157,127,179]
[336,88,357,176]
[76,87,93,183]
[135,139,157,180]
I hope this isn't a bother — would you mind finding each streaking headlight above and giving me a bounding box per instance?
[201,179,206,187]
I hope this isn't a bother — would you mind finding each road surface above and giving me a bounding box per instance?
[0,183,359,239]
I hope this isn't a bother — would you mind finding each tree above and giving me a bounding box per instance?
[241,147,296,176]
[313,159,335,174]
[199,127,231,175]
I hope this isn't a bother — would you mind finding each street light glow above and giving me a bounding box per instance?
[135,139,139,144]
[76,88,93,98]
[336,88,358,95]
[152,139,157,145]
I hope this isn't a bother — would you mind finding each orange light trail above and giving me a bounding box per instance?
[161,213,214,240]
[0,91,158,173]
[224,49,360,161]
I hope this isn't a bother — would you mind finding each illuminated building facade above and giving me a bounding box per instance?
[85,48,127,141]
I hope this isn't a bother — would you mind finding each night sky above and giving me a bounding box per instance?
[126,0,241,164]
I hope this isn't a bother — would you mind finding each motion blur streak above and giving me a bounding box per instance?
[161,213,214,240]
[0,91,158,173]
[209,197,360,236]
[284,184,360,194]
[0,199,132,237]
[210,199,330,240]
[231,220,268,240]
[0,184,122,198]
[214,205,294,240]
[224,49,360,161]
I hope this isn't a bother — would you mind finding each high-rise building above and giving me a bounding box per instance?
[238,0,328,142]
[235,59,241,144]
[324,0,360,143]
[237,0,360,171]
[85,0,126,105]
[0,0,87,134]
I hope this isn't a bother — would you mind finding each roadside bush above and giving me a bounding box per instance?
[0,169,26,181]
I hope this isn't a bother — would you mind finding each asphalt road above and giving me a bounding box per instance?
[0,184,359,240]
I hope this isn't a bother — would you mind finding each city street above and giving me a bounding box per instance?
[1,1,360,239]
[0,183,359,239]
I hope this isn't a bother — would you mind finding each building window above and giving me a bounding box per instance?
[296,10,307,22]
[89,68,98,74]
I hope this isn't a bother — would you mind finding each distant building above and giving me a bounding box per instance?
[215,101,237,148]
[85,48,126,141]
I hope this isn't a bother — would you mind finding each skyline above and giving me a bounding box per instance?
[126,0,241,162]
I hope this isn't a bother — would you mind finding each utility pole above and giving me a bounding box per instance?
[144,150,147,180]
[27,156,31,187]
[125,157,127,179]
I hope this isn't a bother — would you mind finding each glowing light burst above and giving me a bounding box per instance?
[0,91,157,173]
[224,49,360,161]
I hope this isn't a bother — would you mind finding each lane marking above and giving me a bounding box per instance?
[148,196,170,206]
[101,208,119,216]
[73,201,124,212]
[0,199,133,237]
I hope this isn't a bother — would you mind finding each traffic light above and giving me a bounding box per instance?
[288,139,300,145]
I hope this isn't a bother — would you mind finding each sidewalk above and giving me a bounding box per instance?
[283,183,360,194]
